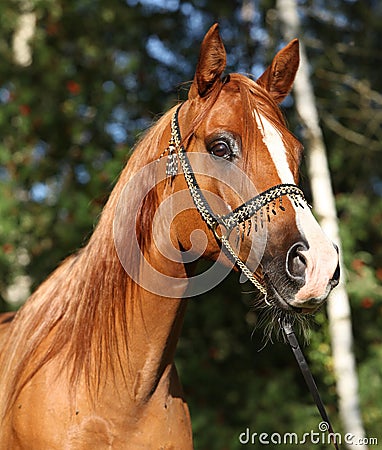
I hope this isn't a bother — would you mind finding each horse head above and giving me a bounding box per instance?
[168,24,339,315]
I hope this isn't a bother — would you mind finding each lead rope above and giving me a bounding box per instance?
[166,104,339,449]
[281,320,340,450]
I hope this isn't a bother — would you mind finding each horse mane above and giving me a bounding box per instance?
[0,107,176,415]
[0,73,289,416]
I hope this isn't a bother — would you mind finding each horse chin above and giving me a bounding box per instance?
[262,268,328,316]
[254,281,314,344]
[265,278,322,316]
[263,277,296,311]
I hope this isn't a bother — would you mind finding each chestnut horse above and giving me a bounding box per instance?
[0,24,339,449]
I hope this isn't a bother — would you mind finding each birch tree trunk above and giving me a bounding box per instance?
[12,0,36,67]
[276,1,367,448]
[4,0,36,306]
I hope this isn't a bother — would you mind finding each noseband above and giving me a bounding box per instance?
[163,104,308,298]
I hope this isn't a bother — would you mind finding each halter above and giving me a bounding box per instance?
[161,105,339,449]
[163,104,308,298]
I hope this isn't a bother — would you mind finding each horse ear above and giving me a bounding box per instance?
[257,39,300,103]
[189,23,226,100]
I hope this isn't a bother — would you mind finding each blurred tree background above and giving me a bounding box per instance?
[0,0,381,448]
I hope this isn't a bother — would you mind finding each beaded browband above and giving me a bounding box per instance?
[161,105,308,297]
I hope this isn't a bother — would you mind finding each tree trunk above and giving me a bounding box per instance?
[4,0,36,307]
[276,0,367,448]
[12,0,36,67]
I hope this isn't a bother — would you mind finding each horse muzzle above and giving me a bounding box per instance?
[264,241,340,314]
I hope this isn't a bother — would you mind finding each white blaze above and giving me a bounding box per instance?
[254,110,338,303]
[254,111,295,185]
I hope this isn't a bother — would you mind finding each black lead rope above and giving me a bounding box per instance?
[280,319,340,450]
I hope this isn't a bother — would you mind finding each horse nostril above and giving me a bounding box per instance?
[330,262,340,288]
[286,242,308,281]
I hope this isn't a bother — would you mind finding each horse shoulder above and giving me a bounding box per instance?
[2,360,192,449]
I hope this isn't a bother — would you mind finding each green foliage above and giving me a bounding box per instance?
[0,0,381,448]
[358,344,382,439]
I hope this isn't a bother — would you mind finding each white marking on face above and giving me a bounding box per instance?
[254,110,294,184]
[254,110,338,303]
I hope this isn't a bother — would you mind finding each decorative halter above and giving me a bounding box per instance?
[161,104,308,298]
[161,105,339,448]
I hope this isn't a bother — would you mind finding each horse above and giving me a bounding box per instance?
[0,24,339,449]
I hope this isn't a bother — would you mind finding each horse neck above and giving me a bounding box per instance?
[120,224,189,402]
[0,110,191,417]
[81,136,189,403]
[124,285,188,403]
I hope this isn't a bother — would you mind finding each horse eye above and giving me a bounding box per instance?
[209,141,231,159]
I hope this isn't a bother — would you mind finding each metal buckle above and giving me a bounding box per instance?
[211,221,229,242]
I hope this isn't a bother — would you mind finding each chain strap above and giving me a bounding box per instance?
[220,236,268,297]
